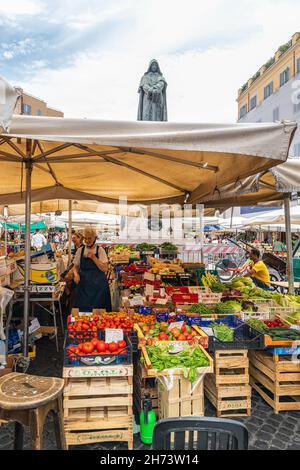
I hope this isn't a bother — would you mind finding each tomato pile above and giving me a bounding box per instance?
[140,322,198,344]
[67,313,135,335]
[67,339,128,357]
[264,319,288,328]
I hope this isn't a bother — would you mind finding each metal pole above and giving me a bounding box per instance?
[4,223,7,257]
[284,196,295,295]
[68,200,72,265]
[230,207,234,229]
[23,139,32,357]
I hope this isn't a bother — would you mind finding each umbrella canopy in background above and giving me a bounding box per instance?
[245,205,300,226]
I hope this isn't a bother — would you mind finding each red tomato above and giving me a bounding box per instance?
[96,342,107,353]
[77,343,83,351]
[186,334,193,341]
[108,342,118,353]
[178,334,186,341]
[82,342,94,354]
[118,340,126,349]
[74,347,81,355]
[91,338,99,347]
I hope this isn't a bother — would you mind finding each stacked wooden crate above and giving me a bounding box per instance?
[63,365,133,449]
[249,350,300,414]
[205,350,251,417]
[158,376,205,418]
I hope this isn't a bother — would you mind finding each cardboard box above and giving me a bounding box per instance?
[0,355,15,377]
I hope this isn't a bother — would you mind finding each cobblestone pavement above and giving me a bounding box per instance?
[1,335,299,450]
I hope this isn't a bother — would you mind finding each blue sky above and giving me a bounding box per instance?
[0,0,300,121]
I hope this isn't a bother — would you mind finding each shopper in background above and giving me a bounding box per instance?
[273,237,286,253]
[52,232,60,251]
[71,232,84,255]
[31,229,47,251]
[244,248,270,290]
[73,227,112,311]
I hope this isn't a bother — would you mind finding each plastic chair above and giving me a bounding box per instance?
[152,417,248,450]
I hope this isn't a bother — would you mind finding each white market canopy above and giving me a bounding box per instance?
[245,204,300,226]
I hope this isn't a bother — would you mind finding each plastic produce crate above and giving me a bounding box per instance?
[64,330,133,367]
[198,316,265,352]
[266,346,300,356]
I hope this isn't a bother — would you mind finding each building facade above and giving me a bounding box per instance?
[237,32,300,157]
[14,89,64,118]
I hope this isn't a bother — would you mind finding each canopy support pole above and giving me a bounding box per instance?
[68,200,72,265]
[284,196,294,295]
[23,140,32,358]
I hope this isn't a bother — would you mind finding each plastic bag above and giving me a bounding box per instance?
[157,369,206,395]
[0,286,14,340]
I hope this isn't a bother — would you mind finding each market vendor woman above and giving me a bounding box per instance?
[73,227,112,312]
[244,248,270,290]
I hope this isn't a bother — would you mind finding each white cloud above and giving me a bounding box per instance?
[0,0,41,16]
[12,0,300,122]
[1,38,36,61]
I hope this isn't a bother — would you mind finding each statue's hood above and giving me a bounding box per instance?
[146,59,162,75]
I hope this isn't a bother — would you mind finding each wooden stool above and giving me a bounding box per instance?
[0,373,66,450]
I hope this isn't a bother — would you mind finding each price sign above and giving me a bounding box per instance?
[105,329,124,343]
[201,327,214,336]
[145,283,154,296]
[78,311,92,317]
[156,298,168,305]
[168,321,184,332]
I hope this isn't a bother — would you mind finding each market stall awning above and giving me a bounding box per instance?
[0,221,46,231]
[0,73,296,205]
[201,158,300,209]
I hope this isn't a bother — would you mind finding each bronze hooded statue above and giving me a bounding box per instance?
[137,59,168,121]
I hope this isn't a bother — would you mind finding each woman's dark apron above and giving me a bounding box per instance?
[73,246,112,312]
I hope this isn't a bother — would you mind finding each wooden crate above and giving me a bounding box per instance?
[205,375,251,417]
[214,350,249,385]
[205,350,251,417]
[158,376,204,418]
[63,365,133,449]
[141,343,213,377]
[249,350,300,414]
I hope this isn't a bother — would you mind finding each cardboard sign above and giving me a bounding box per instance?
[155,298,168,305]
[201,327,214,336]
[168,321,184,332]
[129,296,144,306]
[29,318,41,335]
[105,328,124,343]
[145,283,154,296]
[144,272,155,281]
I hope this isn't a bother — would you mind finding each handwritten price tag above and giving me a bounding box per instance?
[105,329,124,344]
